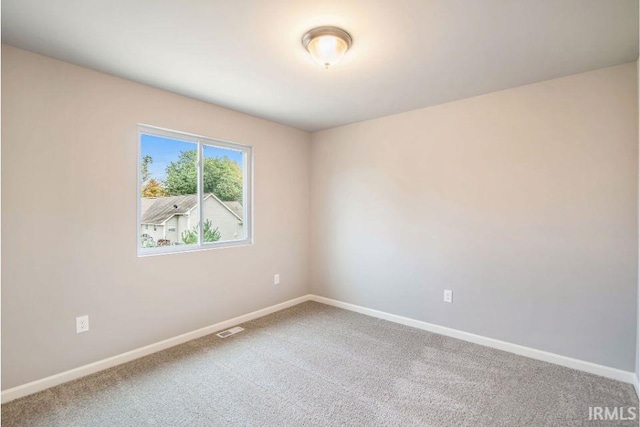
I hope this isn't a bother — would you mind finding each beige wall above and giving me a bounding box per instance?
[1,45,311,389]
[310,63,639,371]
[2,45,638,391]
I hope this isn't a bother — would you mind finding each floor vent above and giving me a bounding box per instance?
[216,326,245,338]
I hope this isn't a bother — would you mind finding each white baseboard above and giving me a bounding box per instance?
[3,293,636,404]
[308,295,637,385]
[1,295,312,403]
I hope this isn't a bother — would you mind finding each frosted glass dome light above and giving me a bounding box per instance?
[302,27,352,69]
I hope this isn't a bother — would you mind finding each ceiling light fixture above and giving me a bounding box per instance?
[302,26,352,69]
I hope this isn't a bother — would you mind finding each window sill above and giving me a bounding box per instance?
[137,239,253,257]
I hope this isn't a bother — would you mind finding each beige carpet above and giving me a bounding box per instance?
[2,301,638,426]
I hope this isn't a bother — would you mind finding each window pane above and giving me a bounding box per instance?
[140,134,198,249]
[202,144,245,243]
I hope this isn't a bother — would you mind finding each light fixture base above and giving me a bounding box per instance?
[302,26,353,51]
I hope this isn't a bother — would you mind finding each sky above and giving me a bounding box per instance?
[141,134,243,181]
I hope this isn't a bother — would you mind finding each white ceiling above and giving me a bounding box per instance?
[2,1,638,131]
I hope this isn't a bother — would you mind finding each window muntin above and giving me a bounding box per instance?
[138,125,252,255]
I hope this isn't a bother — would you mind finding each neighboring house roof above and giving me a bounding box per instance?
[141,194,197,225]
[221,201,243,220]
[141,194,243,225]
[140,197,156,217]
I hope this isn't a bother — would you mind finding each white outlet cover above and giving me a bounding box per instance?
[443,290,453,303]
[76,315,89,333]
[274,274,280,285]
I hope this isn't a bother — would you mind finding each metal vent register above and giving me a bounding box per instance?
[216,326,245,338]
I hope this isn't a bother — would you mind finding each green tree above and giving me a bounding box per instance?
[165,150,243,201]
[204,157,243,202]
[181,219,221,244]
[165,150,198,196]
[203,220,222,242]
[141,155,153,182]
[181,227,197,245]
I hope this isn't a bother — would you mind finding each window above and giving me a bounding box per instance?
[138,125,252,255]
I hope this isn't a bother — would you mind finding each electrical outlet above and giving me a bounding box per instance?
[76,315,89,333]
[274,274,280,285]
[443,290,453,303]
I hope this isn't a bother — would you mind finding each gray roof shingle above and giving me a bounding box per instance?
[221,201,243,219]
[141,194,243,224]
[141,194,197,224]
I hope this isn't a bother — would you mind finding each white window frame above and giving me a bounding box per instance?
[137,124,253,256]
